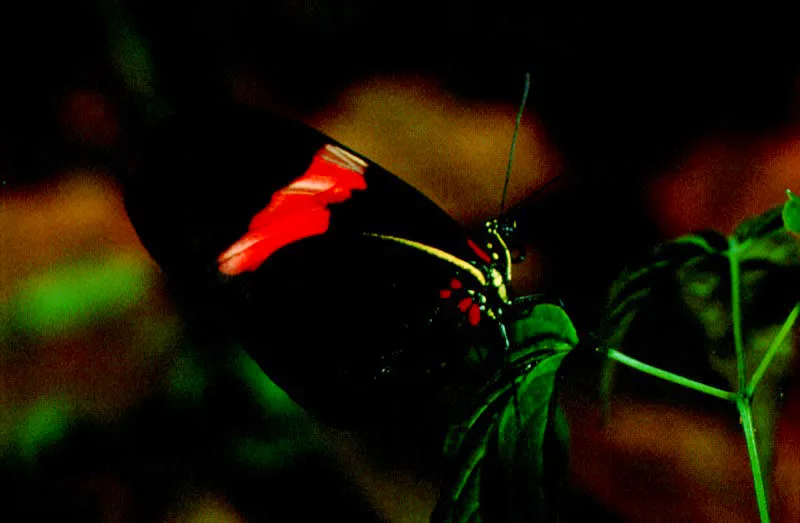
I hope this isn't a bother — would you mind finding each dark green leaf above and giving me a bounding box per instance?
[734,204,784,243]
[601,230,727,349]
[601,210,799,380]
[432,304,576,523]
[508,303,578,351]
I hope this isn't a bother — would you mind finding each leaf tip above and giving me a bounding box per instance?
[782,189,800,234]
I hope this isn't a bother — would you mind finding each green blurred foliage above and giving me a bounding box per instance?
[103,0,154,99]
[168,353,207,402]
[16,396,75,460]
[11,255,150,338]
[234,435,317,470]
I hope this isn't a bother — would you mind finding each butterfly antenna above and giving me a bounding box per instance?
[500,72,531,212]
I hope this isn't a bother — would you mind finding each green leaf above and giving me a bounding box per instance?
[508,302,578,354]
[432,304,576,523]
[601,214,799,383]
[605,232,727,337]
[734,204,784,244]
[783,189,800,234]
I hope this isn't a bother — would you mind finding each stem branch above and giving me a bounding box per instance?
[746,302,800,397]
[600,348,736,402]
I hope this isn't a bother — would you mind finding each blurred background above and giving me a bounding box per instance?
[2,2,800,521]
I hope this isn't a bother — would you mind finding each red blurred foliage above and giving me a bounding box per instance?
[565,377,800,521]
[60,90,119,148]
[648,129,800,237]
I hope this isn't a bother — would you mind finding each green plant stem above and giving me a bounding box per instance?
[746,302,800,397]
[727,238,747,392]
[599,359,615,427]
[600,348,737,402]
[728,237,773,522]
[737,396,771,523]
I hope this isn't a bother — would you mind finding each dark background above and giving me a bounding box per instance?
[2,2,800,521]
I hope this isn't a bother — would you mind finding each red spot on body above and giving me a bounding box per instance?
[458,297,473,313]
[467,239,492,263]
[218,145,367,275]
[441,278,481,326]
[468,303,481,326]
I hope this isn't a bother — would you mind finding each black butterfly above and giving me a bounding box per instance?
[122,103,574,521]
[124,104,519,422]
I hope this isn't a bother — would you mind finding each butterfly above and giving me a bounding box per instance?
[122,98,578,522]
[123,103,528,424]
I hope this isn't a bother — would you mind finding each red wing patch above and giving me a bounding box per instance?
[218,144,367,275]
